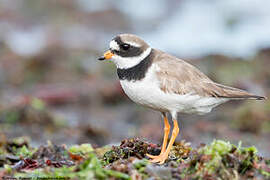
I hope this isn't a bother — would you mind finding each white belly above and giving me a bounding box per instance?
[119,65,228,114]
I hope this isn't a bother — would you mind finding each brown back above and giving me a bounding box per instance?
[154,49,265,100]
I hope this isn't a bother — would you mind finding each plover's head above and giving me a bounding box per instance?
[98,34,151,69]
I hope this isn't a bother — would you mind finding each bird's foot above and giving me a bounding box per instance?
[146,153,168,164]
[146,153,161,159]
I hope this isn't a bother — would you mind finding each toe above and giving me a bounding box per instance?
[146,153,161,159]
[147,154,168,164]
[149,158,161,163]
[158,159,166,164]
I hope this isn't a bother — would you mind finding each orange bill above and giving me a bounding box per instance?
[98,50,114,61]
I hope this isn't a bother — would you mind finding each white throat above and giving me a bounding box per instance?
[111,47,152,69]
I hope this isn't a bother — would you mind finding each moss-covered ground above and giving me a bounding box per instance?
[0,137,269,180]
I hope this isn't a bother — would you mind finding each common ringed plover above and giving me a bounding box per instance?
[98,34,266,164]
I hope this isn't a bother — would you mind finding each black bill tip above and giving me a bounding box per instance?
[98,56,105,61]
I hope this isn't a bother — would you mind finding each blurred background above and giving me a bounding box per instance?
[0,0,269,156]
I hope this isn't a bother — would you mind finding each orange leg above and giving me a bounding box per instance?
[160,113,170,154]
[147,112,170,158]
[148,118,179,164]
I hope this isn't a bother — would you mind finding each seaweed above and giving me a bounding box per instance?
[103,137,159,164]
[0,137,270,180]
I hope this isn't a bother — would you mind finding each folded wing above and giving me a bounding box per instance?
[154,49,265,100]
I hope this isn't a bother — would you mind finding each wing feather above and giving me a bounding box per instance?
[154,49,265,100]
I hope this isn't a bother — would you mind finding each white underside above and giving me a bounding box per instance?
[120,64,228,115]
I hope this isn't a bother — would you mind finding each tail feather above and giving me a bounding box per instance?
[214,83,266,100]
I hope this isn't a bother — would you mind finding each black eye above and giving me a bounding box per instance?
[121,43,130,50]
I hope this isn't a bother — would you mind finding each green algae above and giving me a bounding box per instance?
[69,143,94,155]
[1,138,269,180]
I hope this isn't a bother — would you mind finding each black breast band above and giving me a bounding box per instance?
[117,49,153,81]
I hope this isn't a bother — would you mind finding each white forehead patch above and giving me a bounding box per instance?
[110,40,119,51]
[125,41,140,47]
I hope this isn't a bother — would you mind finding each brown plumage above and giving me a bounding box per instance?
[153,49,265,100]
